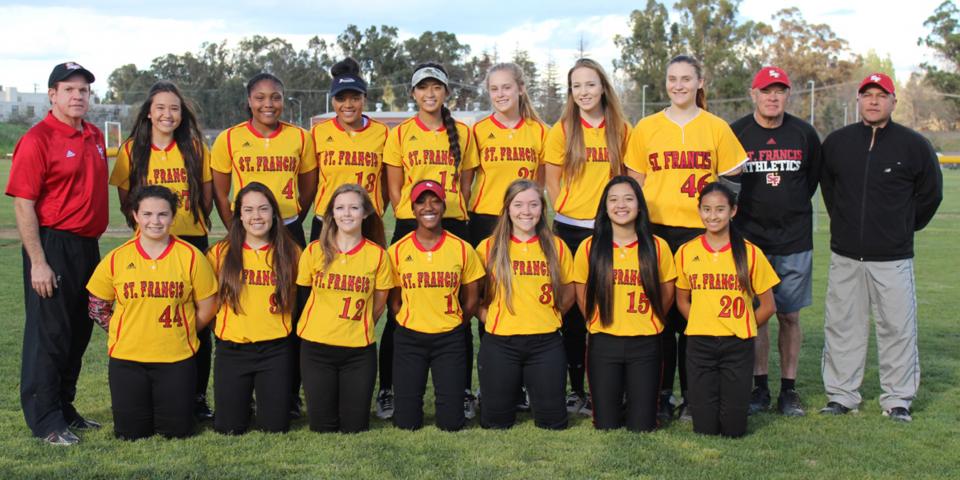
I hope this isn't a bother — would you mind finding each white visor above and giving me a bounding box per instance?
[411,67,448,88]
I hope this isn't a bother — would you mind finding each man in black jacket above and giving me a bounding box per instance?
[731,66,821,417]
[819,73,942,423]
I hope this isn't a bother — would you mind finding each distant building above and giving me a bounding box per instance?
[0,85,133,126]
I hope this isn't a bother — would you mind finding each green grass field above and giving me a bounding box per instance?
[0,169,956,479]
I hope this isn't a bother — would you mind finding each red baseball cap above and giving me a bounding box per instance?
[859,72,895,95]
[752,66,791,89]
[411,180,446,202]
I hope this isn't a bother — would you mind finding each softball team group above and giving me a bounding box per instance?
[87,54,784,440]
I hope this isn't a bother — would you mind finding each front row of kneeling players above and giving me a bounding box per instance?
[87,175,776,439]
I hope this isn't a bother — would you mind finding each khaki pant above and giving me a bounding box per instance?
[821,254,920,410]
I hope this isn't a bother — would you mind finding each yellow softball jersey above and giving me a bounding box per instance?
[468,115,546,215]
[296,239,395,347]
[389,231,485,334]
[211,121,317,219]
[544,119,630,221]
[206,241,294,344]
[476,235,573,335]
[382,116,478,220]
[312,116,389,215]
[675,235,779,339]
[624,110,748,228]
[86,236,218,363]
[110,140,213,236]
[572,235,677,336]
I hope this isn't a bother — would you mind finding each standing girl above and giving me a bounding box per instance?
[109,81,215,421]
[388,180,484,431]
[475,179,572,430]
[206,182,300,434]
[624,55,748,420]
[544,58,631,414]
[211,73,317,247]
[297,184,393,433]
[467,62,548,410]
[87,185,218,440]
[378,63,478,419]
[310,58,389,241]
[675,182,778,437]
[573,176,676,431]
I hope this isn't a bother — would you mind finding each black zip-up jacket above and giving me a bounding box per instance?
[821,121,942,261]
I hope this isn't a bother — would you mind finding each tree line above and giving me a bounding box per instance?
[104,0,960,138]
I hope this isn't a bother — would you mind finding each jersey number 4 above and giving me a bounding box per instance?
[158,305,184,328]
[680,173,711,198]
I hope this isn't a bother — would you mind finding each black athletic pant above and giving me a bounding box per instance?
[109,356,196,440]
[393,324,467,431]
[478,331,567,430]
[553,221,593,394]
[651,224,703,397]
[179,235,211,400]
[467,213,498,389]
[379,219,470,391]
[686,335,754,438]
[301,341,377,433]
[284,220,308,406]
[20,228,98,437]
[587,333,662,432]
[213,337,292,434]
[310,216,324,243]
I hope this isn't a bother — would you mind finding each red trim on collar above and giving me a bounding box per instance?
[246,120,283,139]
[340,239,366,255]
[243,242,271,251]
[700,235,731,253]
[334,115,371,133]
[510,235,539,244]
[135,236,175,260]
[613,240,638,248]
[490,114,524,130]
[151,142,176,152]
[580,117,606,129]
[412,231,447,252]
[414,115,446,132]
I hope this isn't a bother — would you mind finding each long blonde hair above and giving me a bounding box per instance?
[483,180,564,314]
[560,58,629,182]
[484,62,543,124]
[318,184,386,270]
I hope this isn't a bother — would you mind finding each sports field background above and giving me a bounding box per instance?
[0,157,956,478]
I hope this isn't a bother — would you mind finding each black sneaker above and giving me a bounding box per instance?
[68,415,102,430]
[43,428,79,446]
[656,391,674,423]
[464,390,478,420]
[777,389,806,417]
[289,396,303,420]
[748,387,771,415]
[579,392,593,417]
[819,401,857,415]
[376,389,394,420]
[194,394,214,422]
[883,407,912,423]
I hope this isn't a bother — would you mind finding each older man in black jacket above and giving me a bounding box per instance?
[819,73,942,423]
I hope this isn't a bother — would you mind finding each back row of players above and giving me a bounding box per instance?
[19,54,936,444]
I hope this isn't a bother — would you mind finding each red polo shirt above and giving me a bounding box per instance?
[6,112,109,238]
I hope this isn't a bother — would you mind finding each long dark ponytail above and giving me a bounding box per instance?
[698,182,752,297]
[585,176,666,327]
[412,62,461,169]
[125,81,208,230]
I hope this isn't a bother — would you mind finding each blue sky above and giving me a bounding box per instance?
[0,1,947,96]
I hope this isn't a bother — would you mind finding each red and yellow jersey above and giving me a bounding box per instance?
[572,235,676,336]
[468,115,546,215]
[476,235,572,335]
[206,241,294,344]
[389,231,485,334]
[86,236,217,363]
[625,110,748,228]
[311,116,389,215]
[544,119,630,221]
[382,116,478,220]
[210,120,317,220]
[296,238,395,347]
[110,140,212,236]
[675,235,780,339]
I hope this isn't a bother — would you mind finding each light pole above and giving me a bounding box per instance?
[641,84,648,118]
[808,80,815,126]
[287,96,302,127]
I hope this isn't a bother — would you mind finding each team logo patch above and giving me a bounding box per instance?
[769,70,780,78]
[409,135,418,142]
[126,262,136,270]
[766,138,777,145]
[404,255,414,262]
[326,136,334,143]
[242,141,252,148]
[487,133,496,140]
[766,172,782,186]
[66,150,76,158]
[692,256,700,262]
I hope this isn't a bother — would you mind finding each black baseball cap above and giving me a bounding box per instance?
[330,74,367,97]
[48,62,95,88]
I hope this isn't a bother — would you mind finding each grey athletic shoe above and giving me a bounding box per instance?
[565,391,585,414]
[464,390,478,420]
[516,387,530,412]
[748,387,771,415]
[43,428,79,446]
[819,401,858,415]
[376,389,394,420]
[777,389,806,417]
[883,407,912,423]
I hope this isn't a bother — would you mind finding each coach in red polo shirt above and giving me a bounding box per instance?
[7,62,109,445]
